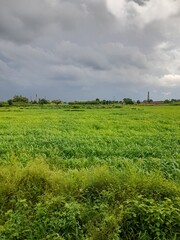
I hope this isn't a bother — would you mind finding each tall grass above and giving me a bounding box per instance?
[0,159,179,239]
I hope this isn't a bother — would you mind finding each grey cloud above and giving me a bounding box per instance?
[0,0,51,43]
[0,0,180,101]
[0,0,114,44]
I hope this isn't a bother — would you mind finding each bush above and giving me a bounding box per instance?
[0,160,179,239]
[121,196,180,240]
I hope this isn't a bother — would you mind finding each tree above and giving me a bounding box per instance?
[123,98,134,104]
[7,99,13,105]
[51,99,62,105]
[12,95,29,103]
[38,98,49,104]
[164,99,170,104]
[0,101,6,107]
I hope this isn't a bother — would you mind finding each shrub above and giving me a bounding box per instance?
[121,196,180,240]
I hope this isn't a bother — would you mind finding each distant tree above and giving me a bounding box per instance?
[123,98,134,104]
[12,95,29,103]
[7,99,13,105]
[164,99,170,104]
[38,98,49,104]
[137,100,141,104]
[51,99,62,105]
[31,100,38,104]
[0,102,4,107]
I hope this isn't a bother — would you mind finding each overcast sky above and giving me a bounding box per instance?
[0,0,180,101]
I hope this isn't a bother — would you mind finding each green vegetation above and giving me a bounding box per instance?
[123,98,134,104]
[0,105,180,239]
[2,94,180,106]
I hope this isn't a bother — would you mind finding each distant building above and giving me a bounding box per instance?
[151,101,164,105]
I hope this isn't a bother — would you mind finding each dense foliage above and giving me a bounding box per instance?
[0,105,179,239]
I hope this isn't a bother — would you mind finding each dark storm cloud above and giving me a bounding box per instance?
[0,0,114,44]
[0,0,180,101]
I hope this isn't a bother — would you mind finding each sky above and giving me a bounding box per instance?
[0,0,180,101]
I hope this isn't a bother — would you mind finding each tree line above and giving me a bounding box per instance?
[0,95,179,107]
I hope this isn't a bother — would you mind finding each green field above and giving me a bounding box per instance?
[0,105,180,239]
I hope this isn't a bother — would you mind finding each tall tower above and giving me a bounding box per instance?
[147,91,150,102]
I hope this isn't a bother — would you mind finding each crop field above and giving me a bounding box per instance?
[0,105,180,239]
